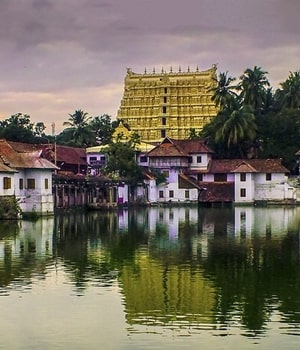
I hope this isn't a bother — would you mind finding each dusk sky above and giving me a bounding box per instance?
[1,0,300,133]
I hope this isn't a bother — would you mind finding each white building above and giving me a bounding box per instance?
[0,139,58,216]
[146,137,296,205]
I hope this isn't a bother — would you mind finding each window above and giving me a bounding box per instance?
[27,178,36,190]
[240,173,246,182]
[163,170,169,178]
[214,174,227,182]
[169,190,174,198]
[188,156,193,163]
[161,117,166,125]
[19,178,24,190]
[162,106,167,114]
[3,177,11,190]
[140,156,148,163]
[240,188,246,197]
[164,87,168,94]
[197,156,202,163]
[161,130,166,138]
[159,190,164,198]
[163,96,167,103]
[197,174,203,181]
[266,173,272,181]
[45,178,49,190]
[185,190,190,199]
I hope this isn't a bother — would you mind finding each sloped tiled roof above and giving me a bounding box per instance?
[55,145,87,165]
[209,159,289,174]
[0,139,57,170]
[198,182,234,203]
[7,141,87,166]
[147,137,213,157]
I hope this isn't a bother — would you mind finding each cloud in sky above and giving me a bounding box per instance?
[0,0,300,133]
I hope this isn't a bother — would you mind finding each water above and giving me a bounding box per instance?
[0,206,299,349]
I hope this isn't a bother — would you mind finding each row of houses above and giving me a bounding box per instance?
[87,136,297,206]
[0,133,298,217]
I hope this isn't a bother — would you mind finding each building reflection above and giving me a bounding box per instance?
[0,206,299,333]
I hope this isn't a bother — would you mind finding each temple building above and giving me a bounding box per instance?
[116,65,219,143]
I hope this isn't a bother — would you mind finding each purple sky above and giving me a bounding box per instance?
[1,0,299,133]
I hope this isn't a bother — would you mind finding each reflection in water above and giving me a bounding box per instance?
[0,206,300,348]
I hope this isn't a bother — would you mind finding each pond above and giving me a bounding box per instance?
[0,206,300,349]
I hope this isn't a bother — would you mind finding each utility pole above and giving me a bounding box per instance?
[51,122,57,170]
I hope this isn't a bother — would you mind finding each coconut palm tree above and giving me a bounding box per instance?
[210,71,238,109]
[217,104,256,150]
[238,66,270,114]
[63,109,94,146]
[275,70,300,109]
[202,97,257,158]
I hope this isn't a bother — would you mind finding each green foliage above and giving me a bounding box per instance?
[149,168,167,185]
[202,97,257,158]
[0,196,20,219]
[103,135,143,186]
[203,66,300,169]
[62,109,95,147]
[237,66,270,114]
[210,71,238,108]
[89,114,117,145]
[0,113,36,143]
[275,70,300,109]
[189,128,201,140]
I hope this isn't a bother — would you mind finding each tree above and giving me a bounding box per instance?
[210,71,237,108]
[103,135,143,186]
[89,114,117,145]
[238,66,270,114]
[275,71,300,109]
[257,108,300,172]
[201,98,257,158]
[35,122,46,137]
[0,113,36,143]
[62,109,94,147]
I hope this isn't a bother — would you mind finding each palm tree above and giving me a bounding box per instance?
[63,109,94,146]
[238,66,270,114]
[202,97,257,158]
[276,71,300,109]
[217,104,256,149]
[210,71,238,108]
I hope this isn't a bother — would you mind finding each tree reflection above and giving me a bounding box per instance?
[0,206,300,336]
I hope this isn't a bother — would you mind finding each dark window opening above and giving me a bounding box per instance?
[240,188,246,197]
[214,174,227,182]
[240,173,246,182]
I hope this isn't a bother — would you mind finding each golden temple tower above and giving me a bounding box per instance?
[116,65,219,142]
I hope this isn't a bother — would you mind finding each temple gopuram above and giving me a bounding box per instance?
[116,65,219,142]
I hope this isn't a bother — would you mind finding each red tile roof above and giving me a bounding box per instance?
[147,137,213,157]
[210,159,289,174]
[198,182,234,203]
[0,139,57,169]
[7,141,87,166]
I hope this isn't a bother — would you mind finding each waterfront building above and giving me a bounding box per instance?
[0,139,58,216]
[86,122,155,176]
[145,137,296,205]
[117,65,219,142]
